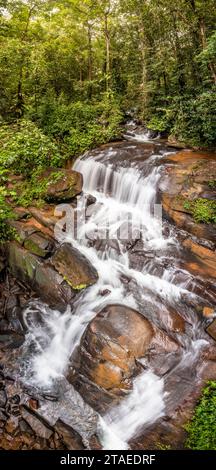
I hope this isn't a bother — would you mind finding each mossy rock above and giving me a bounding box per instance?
[51,243,98,290]
[24,232,54,258]
[8,242,74,308]
[38,168,83,202]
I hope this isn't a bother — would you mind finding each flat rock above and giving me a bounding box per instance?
[20,406,53,439]
[182,239,216,279]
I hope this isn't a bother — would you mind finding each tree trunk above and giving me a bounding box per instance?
[104,13,111,92]
[199,18,216,84]
[171,12,186,92]
[87,21,93,98]
[188,1,216,84]
[16,6,34,117]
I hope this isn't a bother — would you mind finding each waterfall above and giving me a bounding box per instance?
[22,139,209,449]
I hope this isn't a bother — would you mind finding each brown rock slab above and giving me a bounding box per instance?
[24,232,54,258]
[51,243,98,290]
[54,420,85,450]
[206,319,216,341]
[8,242,74,308]
[183,239,216,279]
[20,406,53,439]
[29,205,59,230]
[38,168,83,202]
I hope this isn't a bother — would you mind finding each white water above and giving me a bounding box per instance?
[98,370,165,450]
[22,140,209,449]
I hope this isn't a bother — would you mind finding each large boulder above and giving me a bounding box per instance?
[8,242,74,309]
[38,168,83,202]
[51,243,98,290]
[8,242,98,308]
[161,151,216,247]
[68,304,178,413]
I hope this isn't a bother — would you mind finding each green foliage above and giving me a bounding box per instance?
[0,185,15,242]
[208,180,216,189]
[184,198,216,224]
[147,114,171,133]
[0,121,67,239]
[156,442,171,450]
[1,0,216,147]
[147,91,216,146]
[0,120,64,177]
[31,94,123,156]
[172,92,216,146]
[185,381,216,450]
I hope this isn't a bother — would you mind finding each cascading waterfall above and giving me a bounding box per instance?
[22,139,210,449]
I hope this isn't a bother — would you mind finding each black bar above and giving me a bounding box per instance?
[0,450,215,467]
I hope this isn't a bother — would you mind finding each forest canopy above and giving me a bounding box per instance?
[0,0,216,146]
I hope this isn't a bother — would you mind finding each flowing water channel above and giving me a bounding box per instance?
[20,128,211,449]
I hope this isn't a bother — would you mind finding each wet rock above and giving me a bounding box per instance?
[8,220,36,243]
[29,205,59,230]
[157,308,185,334]
[8,242,75,308]
[99,289,111,297]
[203,306,216,318]
[5,417,19,435]
[4,295,24,334]
[162,194,216,244]
[200,361,216,381]
[150,329,179,354]
[206,319,216,341]
[88,434,102,450]
[85,194,97,207]
[28,398,39,410]
[38,168,83,202]
[10,394,20,404]
[0,331,24,349]
[0,388,7,407]
[161,151,216,246]
[0,318,6,331]
[182,239,216,279]
[69,304,155,412]
[24,232,54,258]
[54,419,85,450]
[42,393,58,402]
[8,217,55,258]
[51,243,98,290]
[20,406,53,439]
[13,207,30,220]
[19,418,35,435]
[0,409,7,422]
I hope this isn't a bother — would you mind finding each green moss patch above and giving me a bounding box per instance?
[183,198,216,224]
[185,381,216,450]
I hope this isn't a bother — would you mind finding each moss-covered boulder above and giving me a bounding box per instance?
[38,168,83,202]
[51,243,98,291]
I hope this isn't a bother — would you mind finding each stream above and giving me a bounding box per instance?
[18,126,212,449]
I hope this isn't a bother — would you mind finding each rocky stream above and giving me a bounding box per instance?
[0,123,216,450]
